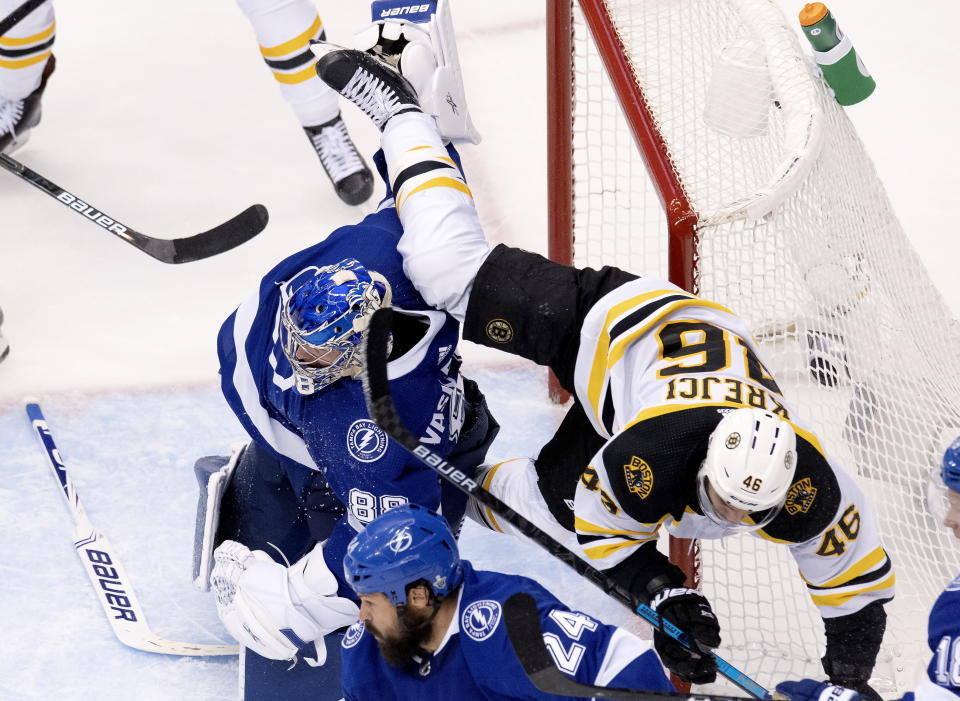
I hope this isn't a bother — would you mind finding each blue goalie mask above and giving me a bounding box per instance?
[343,503,463,606]
[279,259,392,395]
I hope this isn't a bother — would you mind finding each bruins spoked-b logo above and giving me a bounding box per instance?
[784,477,818,515]
[485,318,514,344]
[624,456,654,499]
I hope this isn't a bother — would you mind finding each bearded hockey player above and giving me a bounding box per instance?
[339,502,675,701]
[311,39,893,699]
[777,442,960,701]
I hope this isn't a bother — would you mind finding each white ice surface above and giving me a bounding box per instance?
[1,0,959,698]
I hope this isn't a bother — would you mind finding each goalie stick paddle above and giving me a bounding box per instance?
[25,400,238,656]
[0,0,45,35]
[0,153,268,264]
[361,308,768,699]
[503,592,755,701]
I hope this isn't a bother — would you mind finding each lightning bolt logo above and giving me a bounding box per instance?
[346,420,388,463]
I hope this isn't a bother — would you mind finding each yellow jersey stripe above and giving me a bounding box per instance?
[586,290,688,425]
[480,460,520,534]
[574,516,656,538]
[273,64,317,85]
[260,15,322,58]
[0,50,51,69]
[607,299,732,368]
[583,538,645,560]
[0,21,55,47]
[803,547,888,589]
[397,177,472,210]
[808,572,896,607]
[407,145,432,152]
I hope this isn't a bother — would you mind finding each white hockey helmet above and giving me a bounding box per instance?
[696,408,797,533]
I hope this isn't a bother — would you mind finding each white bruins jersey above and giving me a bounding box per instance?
[570,277,895,619]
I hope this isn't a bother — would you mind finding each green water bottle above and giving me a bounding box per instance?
[800,3,876,106]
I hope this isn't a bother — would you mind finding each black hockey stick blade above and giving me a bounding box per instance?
[504,593,754,701]
[0,153,269,264]
[137,203,269,264]
[0,0,46,35]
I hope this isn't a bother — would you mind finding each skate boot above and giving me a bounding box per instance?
[312,45,420,131]
[304,115,374,206]
[0,307,8,364]
[0,54,56,154]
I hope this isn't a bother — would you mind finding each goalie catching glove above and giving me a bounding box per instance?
[649,586,722,683]
[210,540,359,665]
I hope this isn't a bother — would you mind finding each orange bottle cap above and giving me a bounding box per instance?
[799,2,829,26]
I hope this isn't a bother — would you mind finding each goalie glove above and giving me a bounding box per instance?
[210,540,359,665]
[354,0,481,144]
[649,586,722,684]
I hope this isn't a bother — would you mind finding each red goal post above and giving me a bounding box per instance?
[545,0,701,600]
[544,0,960,695]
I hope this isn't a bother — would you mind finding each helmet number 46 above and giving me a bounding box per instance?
[742,476,763,491]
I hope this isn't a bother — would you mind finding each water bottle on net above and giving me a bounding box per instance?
[799,2,876,106]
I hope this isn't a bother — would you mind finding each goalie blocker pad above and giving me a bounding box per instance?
[193,445,245,591]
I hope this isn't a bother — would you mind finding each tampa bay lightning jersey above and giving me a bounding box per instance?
[339,561,674,701]
[218,199,469,587]
[902,571,960,701]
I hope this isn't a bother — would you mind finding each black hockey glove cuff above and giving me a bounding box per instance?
[606,541,687,606]
[650,587,721,684]
[822,601,887,701]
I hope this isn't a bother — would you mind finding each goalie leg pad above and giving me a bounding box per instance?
[192,444,245,591]
[358,0,480,143]
[240,631,345,701]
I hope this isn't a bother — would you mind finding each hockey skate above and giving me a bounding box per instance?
[311,44,421,131]
[355,0,481,144]
[0,54,56,154]
[304,115,374,206]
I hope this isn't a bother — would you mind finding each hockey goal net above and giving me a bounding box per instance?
[547,0,960,694]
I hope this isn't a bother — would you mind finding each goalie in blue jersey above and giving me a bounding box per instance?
[196,147,498,700]
[339,502,675,701]
[777,444,960,701]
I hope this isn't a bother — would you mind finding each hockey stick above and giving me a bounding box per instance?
[504,592,755,701]
[25,400,239,656]
[0,0,45,35]
[361,308,768,699]
[0,153,268,263]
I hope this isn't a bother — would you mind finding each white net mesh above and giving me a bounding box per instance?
[567,0,960,694]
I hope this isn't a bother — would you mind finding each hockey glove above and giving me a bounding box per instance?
[649,587,721,683]
[210,540,359,665]
[776,680,864,701]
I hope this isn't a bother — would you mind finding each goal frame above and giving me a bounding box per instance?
[545,0,701,603]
